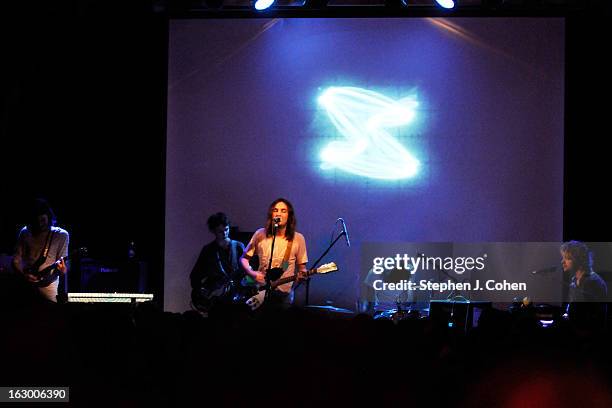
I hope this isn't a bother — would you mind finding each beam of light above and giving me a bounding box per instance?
[435,0,455,9]
[427,19,546,79]
[317,86,420,180]
[254,0,275,10]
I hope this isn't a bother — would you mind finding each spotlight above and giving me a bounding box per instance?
[435,0,455,8]
[385,0,409,8]
[253,0,275,10]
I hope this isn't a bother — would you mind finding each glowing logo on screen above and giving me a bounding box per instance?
[318,87,420,180]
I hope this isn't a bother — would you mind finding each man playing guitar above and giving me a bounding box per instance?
[12,198,69,303]
[190,212,246,312]
[240,198,308,307]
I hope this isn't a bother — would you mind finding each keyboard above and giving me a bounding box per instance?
[67,292,153,303]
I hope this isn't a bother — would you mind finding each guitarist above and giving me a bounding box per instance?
[12,198,69,302]
[240,198,308,307]
[190,212,245,312]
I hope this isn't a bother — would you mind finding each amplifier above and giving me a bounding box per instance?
[79,258,147,293]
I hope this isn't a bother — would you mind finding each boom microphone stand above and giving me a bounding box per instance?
[439,266,468,301]
[300,219,349,305]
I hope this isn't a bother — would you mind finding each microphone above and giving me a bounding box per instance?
[339,218,350,248]
[531,265,558,275]
[273,217,281,223]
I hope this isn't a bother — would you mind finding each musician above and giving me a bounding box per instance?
[12,198,69,302]
[190,212,245,311]
[240,198,308,306]
[362,266,415,313]
[561,240,608,326]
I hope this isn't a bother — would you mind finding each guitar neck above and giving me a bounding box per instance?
[32,251,79,275]
[270,268,318,289]
[52,254,71,266]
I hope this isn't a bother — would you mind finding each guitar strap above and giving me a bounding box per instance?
[281,239,293,272]
[216,249,230,279]
[216,240,239,280]
[40,229,55,261]
[282,239,295,301]
[230,240,239,274]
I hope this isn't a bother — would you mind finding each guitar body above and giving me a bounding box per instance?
[25,258,64,288]
[26,247,87,288]
[245,291,267,310]
[192,278,255,312]
[31,264,62,288]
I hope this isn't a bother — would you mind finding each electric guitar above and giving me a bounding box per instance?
[245,262,338,311]
[191,278,246,312]
[26,247,87,288]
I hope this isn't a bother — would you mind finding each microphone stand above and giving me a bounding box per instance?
[438,266,468,301]
[264,221,279,303]
[300,229,347,306]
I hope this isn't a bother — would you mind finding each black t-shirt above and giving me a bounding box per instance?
[569,271,608,302]
[190,239,245,291]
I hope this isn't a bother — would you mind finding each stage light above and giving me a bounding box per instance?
[385,0,410,8]
[435,0,456,8]
[253,0,275,10]
[539,319,554,328]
